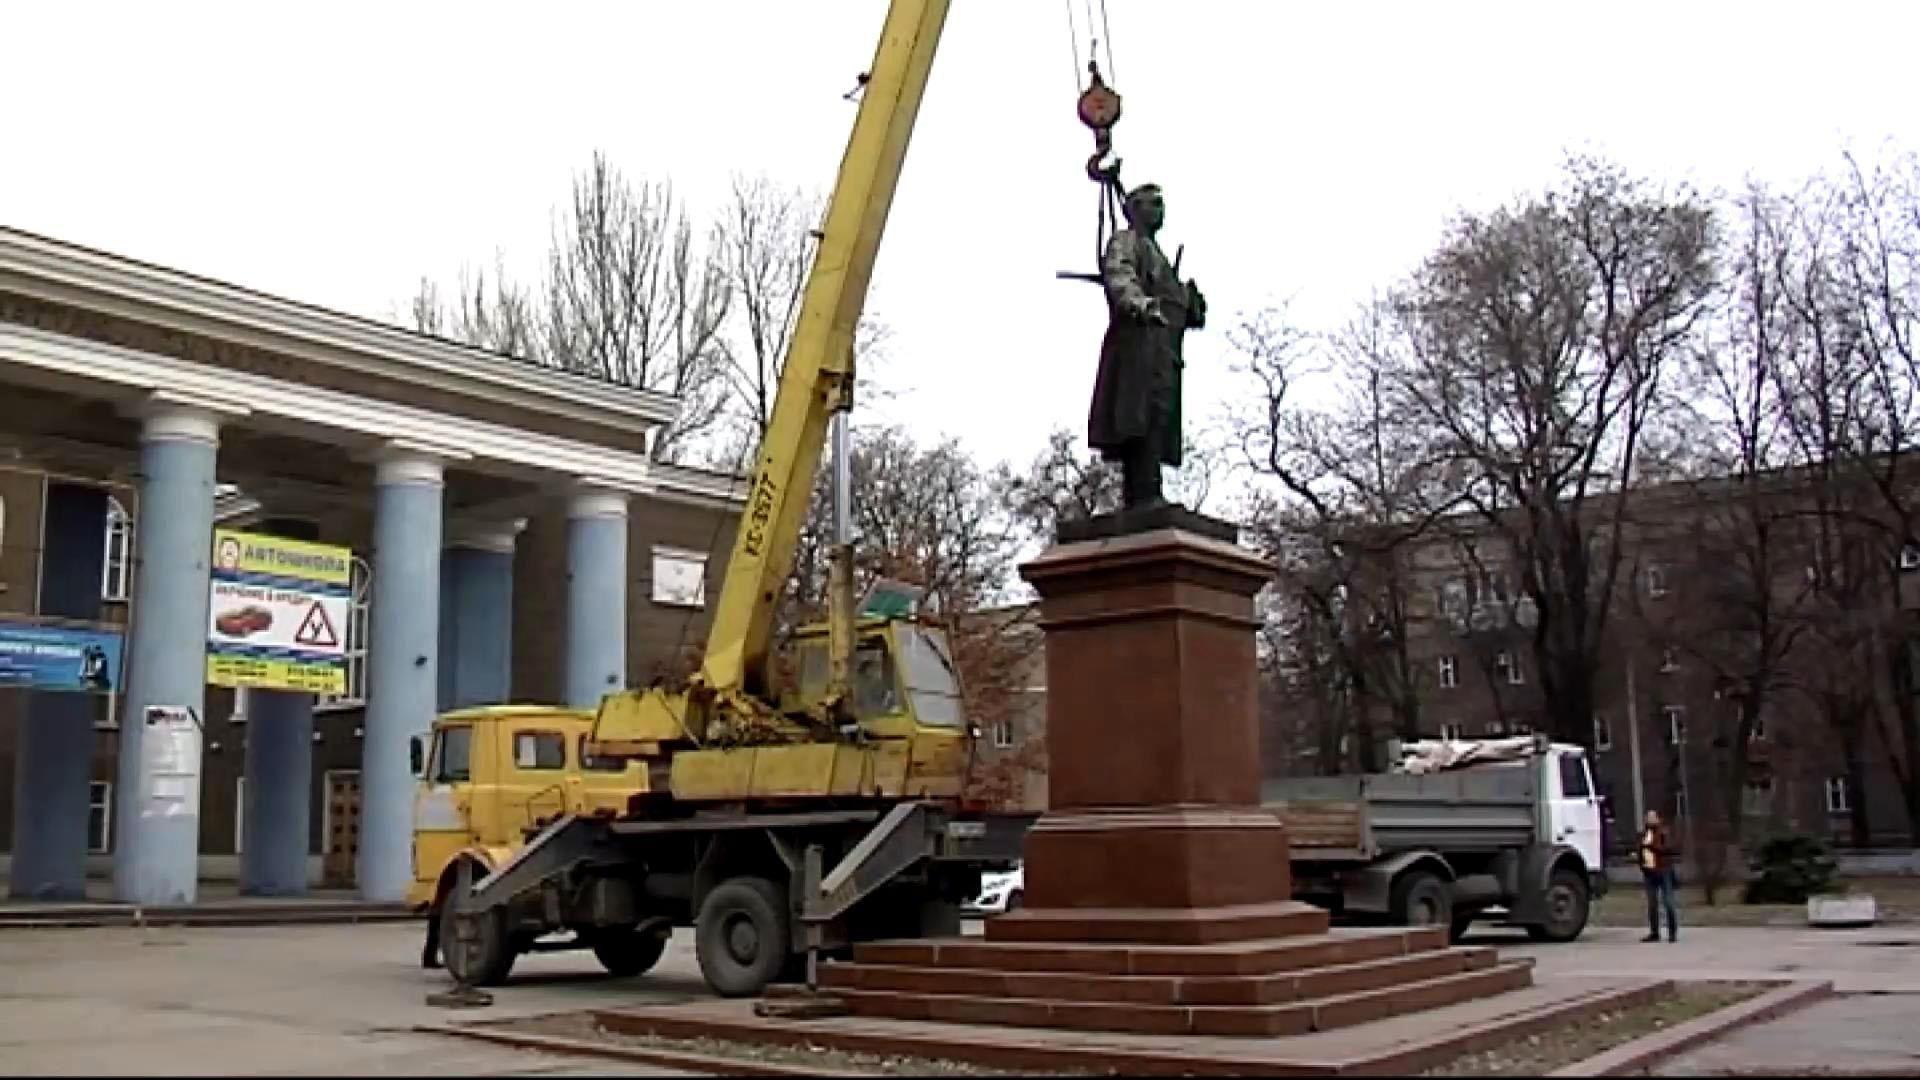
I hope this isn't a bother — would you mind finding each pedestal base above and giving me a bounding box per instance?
[989,804,1312,944]
[818,520,1533,1035]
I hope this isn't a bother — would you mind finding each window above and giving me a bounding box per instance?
[513,731,566,770]
[1437,655,1459,690]
[317,557,372,711]
[1900,544,1920,572]
[1646,563,1669,598]
[652,546,708,608]
[1743,776,1775,817]
[1751,712,1767,741]
[1495,651,1524,685]
[1826,776,1851,814]
[1662,705,1686,744]
[1558,755,1592,799]
[1486,719,1508,736]
[87,782,111,854]
[1593,713,1613,751]
[578,734,627,772]
[431,726,473,784]
[101,496,133,602]
[1436,578,1468,619]
[992,718,1016,749]
[1659,647,1680,674]
[1674,786,1688,819]
[1438,722,1464,741]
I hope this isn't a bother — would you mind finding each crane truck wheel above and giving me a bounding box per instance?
[438,893,516,987]
[695,876,792,998]
[590,925,670,978]
[1525,866,1591,943]
[1390,869,1452,931]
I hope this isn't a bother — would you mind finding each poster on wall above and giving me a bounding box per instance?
[0,620,125,693]
[205,529,353,694]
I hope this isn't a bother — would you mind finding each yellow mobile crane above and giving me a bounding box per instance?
[424,0,1044,999]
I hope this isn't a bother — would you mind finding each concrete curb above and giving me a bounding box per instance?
[1546,979,1835,1077]
[581,979,1671,1077]
[0,905,414,930]
[415,1022,875,1077]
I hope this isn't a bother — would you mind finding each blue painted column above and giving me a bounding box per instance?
[357,450,444,903]
[239,518,318,896]
[9,483,111,900]
[114,403,221,906]
[438,521,522,712]
[564,484,629,709]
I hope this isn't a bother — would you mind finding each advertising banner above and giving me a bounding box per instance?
[206,528,353,694]
[0,620,125,694]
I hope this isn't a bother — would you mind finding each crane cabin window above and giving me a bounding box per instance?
[791,636,906,720]
[897,626,962,727]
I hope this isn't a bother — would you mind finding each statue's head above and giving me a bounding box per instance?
[1122,183,1165,232]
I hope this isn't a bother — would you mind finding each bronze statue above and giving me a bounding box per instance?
[1086,183,1206,510]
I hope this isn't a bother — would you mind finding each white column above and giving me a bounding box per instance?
[565,482,630,708]
[357,448,445,902]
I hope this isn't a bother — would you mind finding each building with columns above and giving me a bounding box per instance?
[0,227,742,905]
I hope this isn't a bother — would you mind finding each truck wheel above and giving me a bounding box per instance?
[591,926,669,978]
[439,898,516,986]
[696,876,791,998]
[1390,870,1452,931]
[1526,867,1591,943]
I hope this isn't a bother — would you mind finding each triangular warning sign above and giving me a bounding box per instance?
[295,600,340,648]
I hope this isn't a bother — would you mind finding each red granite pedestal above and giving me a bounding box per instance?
[821,520,1534,1037]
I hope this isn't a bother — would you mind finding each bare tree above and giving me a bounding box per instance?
[540,153,733,459]
[1383,156,1718,745]
[708,173,898,465]
[1635,180,1814,894]
[1230,300,1458,764]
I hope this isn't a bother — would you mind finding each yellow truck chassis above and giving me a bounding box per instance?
[438,802,1032,995]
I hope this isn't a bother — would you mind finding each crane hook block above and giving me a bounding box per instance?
[1078,62,1123,187]
[1076,61,1121,133]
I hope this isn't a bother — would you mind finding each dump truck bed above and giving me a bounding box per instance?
[1263,760,1541,862]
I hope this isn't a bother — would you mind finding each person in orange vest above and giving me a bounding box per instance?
[1638,810,1679,943]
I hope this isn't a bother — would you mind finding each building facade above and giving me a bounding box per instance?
[0,227,742,904]
[1286,470,1920,853]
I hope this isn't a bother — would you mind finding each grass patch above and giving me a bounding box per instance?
[1421,981,1770,1077]
[495,1010,1087,1076]
[1592,874,1920,927]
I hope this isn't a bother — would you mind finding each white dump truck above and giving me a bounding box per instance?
[1263,734,1606,942]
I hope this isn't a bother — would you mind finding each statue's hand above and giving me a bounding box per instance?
[1133,298,1169,326]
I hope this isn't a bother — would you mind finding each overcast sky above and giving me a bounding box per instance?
[6,0,1918,487]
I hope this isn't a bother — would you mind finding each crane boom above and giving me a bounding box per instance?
[696,0,950,702]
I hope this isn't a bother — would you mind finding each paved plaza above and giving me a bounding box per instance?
[1,919,1917,1075]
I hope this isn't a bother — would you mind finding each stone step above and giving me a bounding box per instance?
[829,958,1536,1038]
[820,944,1499,1007]
[851,925,1448,978]
[983,900,1329,945]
